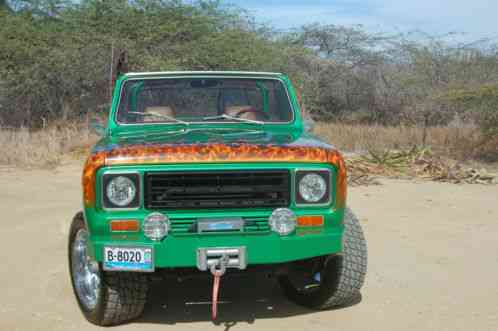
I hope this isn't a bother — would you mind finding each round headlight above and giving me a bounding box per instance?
[298,173,327,203]
[269,208,297,235]
[106,176,137,207]
[143,212,169,241]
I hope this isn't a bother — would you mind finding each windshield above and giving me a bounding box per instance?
[116,77,294,124]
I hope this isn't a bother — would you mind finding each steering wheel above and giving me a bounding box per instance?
[234,107,270,121]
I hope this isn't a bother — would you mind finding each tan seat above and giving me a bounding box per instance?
[143,106,175,122]
[224,105,257,121]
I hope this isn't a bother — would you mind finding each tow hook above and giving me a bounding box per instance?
[210,254,229,320]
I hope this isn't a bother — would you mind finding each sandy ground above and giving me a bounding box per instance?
[1,161,497,331]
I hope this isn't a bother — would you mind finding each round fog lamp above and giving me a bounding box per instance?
[269,208,297,236]
[143,212,169,241]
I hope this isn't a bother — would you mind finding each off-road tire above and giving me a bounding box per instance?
[68,212,149,326]
[278,208,367,309]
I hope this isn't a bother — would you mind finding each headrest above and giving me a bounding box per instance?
[143,106,175,121]
[224,105,257,121]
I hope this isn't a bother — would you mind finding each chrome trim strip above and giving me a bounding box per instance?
[124,71,283,77]
[197,217,245,233]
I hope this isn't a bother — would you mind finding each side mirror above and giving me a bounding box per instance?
[304,118,315,132]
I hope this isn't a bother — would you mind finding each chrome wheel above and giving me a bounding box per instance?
[71,229,100,310]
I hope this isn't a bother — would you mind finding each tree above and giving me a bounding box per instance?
[1,0,12,12]
[6,0,69,16]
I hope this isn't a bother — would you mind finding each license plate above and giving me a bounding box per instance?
[103,246,154,272]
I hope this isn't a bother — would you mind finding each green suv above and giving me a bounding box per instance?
[68,71,367,325]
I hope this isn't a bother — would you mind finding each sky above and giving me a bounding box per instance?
[227,0,498,40]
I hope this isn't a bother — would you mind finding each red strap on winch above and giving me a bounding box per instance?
[212,272,221,320]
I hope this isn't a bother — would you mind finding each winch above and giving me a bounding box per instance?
[197,247,247,320]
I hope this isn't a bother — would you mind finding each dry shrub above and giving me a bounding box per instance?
[314,122,481,160]
[0,123,98,168]
[472,133,498,162]
[347,147,497,186]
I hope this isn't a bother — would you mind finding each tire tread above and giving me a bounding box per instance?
[319,208,367,308]
[100,272,148,326]
[278,208,367,309]
[68,212,148,326]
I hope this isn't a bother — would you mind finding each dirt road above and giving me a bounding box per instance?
[1,162,497,331]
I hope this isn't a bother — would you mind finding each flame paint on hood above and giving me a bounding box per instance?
[82,132,347,210]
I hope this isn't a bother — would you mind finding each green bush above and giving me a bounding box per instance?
[1,2,498,161]
[0,0,299,126]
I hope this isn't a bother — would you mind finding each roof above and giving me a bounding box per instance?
[123,71,285,78]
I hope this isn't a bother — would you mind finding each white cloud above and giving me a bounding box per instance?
[369,0,498,37]
[241,0,498,39]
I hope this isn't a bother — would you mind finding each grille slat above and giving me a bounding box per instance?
[145,170,290,210]
[151,185,282,194]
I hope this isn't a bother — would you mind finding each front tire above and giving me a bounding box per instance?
[68,212,149,326]
[278,208,367,309]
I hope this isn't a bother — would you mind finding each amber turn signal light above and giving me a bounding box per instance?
[110,219,139,232]
[297,215,324,227]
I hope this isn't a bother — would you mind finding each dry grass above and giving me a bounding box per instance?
[0,121,494,173]
[315,122,497,185]
[0,123,98,168]
[314,122,481,159]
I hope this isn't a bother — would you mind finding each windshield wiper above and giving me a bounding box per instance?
[128,111,190,126]
[201,114,264,125]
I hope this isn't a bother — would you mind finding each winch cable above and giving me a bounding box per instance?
[210,255,228,320]
[211,271,222,320]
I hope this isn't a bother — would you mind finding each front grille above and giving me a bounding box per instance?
[144,170,290,210]
[169,216,270,235]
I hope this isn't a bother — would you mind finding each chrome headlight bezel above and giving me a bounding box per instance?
[102,172,140,209]
[295,169,331,205]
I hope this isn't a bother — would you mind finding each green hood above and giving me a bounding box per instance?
[93,128,335,154]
